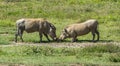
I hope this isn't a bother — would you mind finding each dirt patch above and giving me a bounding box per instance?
[0,41,120,48]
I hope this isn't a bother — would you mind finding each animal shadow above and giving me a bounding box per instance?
[33,40,56,43]
[77,40,113,43]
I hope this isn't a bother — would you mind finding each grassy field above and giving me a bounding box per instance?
[0,44,120,66]
[0,0,120,65]
[0,0,120,43]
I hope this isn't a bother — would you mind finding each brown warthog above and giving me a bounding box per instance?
[15,18,57,42]
[59,19,99,42]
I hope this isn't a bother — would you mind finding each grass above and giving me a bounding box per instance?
[0,44,120,65]
[0,0,120,65]
[0,0,120,43]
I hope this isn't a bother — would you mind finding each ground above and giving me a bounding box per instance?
[1,41,120,48]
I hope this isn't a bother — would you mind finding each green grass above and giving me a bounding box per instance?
[0,44,120,65]
[0,0,120,43]
[0,0,120,65]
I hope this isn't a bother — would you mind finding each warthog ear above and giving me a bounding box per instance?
[50,23,56,30]
[63,29,69,37]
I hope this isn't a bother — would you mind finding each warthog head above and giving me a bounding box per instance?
[59,29,69,41]
[49,24,57,41]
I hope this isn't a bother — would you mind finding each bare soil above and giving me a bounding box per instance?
[0,41,120,48]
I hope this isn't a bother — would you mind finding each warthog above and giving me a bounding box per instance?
[15,18,57,42]
[59,19,100,42]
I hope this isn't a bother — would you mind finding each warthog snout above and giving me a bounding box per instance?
[59,29,69,41]
[59,35,64,41]
[49,31,57,41]
[58,34,67,42]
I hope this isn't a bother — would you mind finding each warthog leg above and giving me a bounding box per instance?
[39,32,43,43]
[43,33,50,42]
[91,29,99,42]
[20,30,24,42]
[71,31,77,42]
[95,30,99,41]
[92,32,95,42]
[71,38,77,42]
[15,32,19,42]
[15,28,24,42]
[15,27,20,42]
